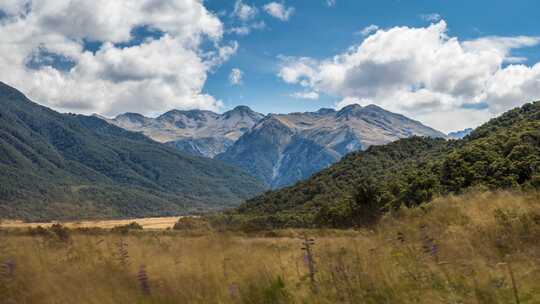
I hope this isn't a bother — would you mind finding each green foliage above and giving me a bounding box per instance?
[0,82,266,220]
[233,101,540,229]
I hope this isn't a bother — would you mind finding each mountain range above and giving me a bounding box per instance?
[227,101,540,229]
[0,82,265,220]
[447,128,473,139]
[110,104,446,188]
[104,106,263,158]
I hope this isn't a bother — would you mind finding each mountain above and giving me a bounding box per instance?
[226,101,540,229]
[447,128,473,139]
[107,105,264,158]
[216,104,447,188]
[0,82,266,221]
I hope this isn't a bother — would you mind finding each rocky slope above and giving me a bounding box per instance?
[216,104,446,188]
[106,106,264,158]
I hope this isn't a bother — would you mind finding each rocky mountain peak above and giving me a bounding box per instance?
[108,103,446,187]
[157,109,216,122]
[231,105,254,113]
[116,112,148,120]
[113,112,151,126]
[336,103,364,118]
[108,106,264,158]
[223,105,263,120]
[218,104,446,188]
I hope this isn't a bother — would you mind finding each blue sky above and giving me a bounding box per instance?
[204,0,540,117]
[1,0,540,132]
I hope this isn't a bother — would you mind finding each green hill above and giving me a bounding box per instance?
[0,82,266,221]
[230,101,540,229]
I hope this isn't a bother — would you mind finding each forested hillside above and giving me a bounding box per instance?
[0,82,265,220]
[230,101,540,229]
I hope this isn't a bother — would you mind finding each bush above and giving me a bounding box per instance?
[27,224,70,243]
[49,223,70,242]
[111,222,143,234]
[173,217,210,231]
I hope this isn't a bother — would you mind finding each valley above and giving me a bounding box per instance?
[1,191,539,303]
[1,1,540,303]
[0,82,265,220]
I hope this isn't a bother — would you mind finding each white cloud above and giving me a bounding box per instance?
[228,1,265,36]
[463,36,540,57]
[291,91,319,100]
[420,13,441,22]
[264,2,295,21]
[233,0,258,21]
[229,68,243,85]
[0,0,234,116]
[228,21,266,36]
[229,26,251,36]
[277,20,540,132]
[325,0,336,7]
[359,24,379,36]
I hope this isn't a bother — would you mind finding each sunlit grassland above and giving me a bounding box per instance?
[1,191,540,303]
[0,216,182,230]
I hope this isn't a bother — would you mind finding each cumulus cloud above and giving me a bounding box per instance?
[233,0,258,21]
[229,68,243,85]
[277,20,540,131]
[0,0,234,116]
[264,2,295,21]
[359,24,379,36]
[291,91,319,100]
[228,1,265,36]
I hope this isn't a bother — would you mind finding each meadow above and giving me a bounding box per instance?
[1,191,539,304]
[0,216,182,230]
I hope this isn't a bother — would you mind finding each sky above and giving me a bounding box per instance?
[1,1,540,132]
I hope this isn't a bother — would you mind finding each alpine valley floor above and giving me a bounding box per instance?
[1,190,539,304]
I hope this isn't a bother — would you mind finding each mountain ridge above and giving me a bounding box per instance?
[106,105,264,158]
[217,103,447,188]
[107,102,446,188]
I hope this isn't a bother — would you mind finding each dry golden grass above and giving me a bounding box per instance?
[1,190,539,303]
[0,216,182,230]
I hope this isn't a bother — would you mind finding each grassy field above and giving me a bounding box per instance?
[0,216,182,230]
[1,191,539,303]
